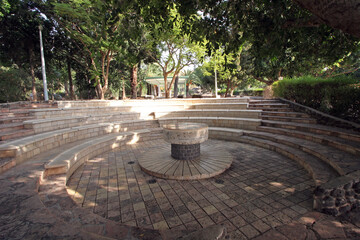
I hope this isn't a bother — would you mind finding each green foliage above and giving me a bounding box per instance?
[0,65,32,102]
[273,76,360,123]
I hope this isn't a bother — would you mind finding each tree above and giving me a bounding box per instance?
[292,0,360,38]
[54,0,125,99]
[0,0,54,101]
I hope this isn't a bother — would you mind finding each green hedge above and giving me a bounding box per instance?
[273,76,360,123]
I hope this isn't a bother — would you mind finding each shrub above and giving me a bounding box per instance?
[0,65,32,103]
[273,75,360,123]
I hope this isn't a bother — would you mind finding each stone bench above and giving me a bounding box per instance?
[29,106,134,119]
[23,112,139,134]
[44,128,163,181]
[0,120,160,172]
[189,103,249,110]
[56,98,249,108]
[154,109,261,119]
[158,117,261,131]
[30,105,187,120]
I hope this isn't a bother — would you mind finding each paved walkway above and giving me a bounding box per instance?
[1,139,360,239]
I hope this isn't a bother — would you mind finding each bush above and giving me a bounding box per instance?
[0,65,32,103]
[272,75,360,123]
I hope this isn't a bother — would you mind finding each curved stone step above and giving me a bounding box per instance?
[0,120,160,173]
[262,120,360,143]
[158,117,261,131]
[261,116,317,124]
[249,107,294,112]
[154,109,261,119]
[245,131,360,176]
[261,111,310,118]
[248,103,289,108]
[237,135,339,186]
[44,128,163,180]
[23,112,140,134]
[258,126,360,156]
[0,122,24,132]
[0,129,34,142]
[190,103,248,110]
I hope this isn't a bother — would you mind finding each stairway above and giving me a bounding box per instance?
[0,102,57,141]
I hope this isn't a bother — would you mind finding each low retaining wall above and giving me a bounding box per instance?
[313,170,360,216]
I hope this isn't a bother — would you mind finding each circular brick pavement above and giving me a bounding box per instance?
[138,142,233,180]
[67,139,315,239]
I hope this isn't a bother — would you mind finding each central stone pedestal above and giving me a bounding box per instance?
[163,122,208,160]
[138,123,234,180]
[171,143,200,160]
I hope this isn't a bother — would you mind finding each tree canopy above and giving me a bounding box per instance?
[0,0,358,101]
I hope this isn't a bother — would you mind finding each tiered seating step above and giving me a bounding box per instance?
[243,131,360,175]
[23,112,140,134]
[0,119,160,173]
[240,135,339,185]
[0,129,34,141]
[261,111,310,118]
[262,120,360,142]
[158,117,261,131]
[261,115,317,124]
[154,109,261,119]
[190,103,248,109]
[44,128,163,180]
[257,126,360,156]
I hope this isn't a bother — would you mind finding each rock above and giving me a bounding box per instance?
[336,198,347,207]
[314,186,325,196]
[322,196,335,207]
[313,220,346,239]
[339,204,351,214]
[322,208,339,216]
[331,189,345,198]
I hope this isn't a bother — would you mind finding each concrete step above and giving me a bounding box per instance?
[0,129,35,141]
[261,111,310,118]
[190,103,248,110]
[261,120,360,143]
[248,100,280,104]
[257,126,360,156]
[0,112,30,118]
[248,107,294,112]
[239,135,339,186]
[248,103,289,108]
[0,123,24,133]
[0,116,35,124]
[158,117,261,131]
[244,131,360,175]
[154,109,261,119]
[261,116,317,124]
[23,112,140,134]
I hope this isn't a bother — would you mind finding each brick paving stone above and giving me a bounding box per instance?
[185,220,202,231]
[230,215,247,228]
[227,230,248,240]
[197,216,215,228]
[239,224,260,239]
[251,219,271,233]
[66,139,316,236]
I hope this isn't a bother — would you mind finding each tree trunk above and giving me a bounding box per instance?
[292,0,360,38]
[163,73,169,98]
[95,78,104,100]
[67,57,75,100]
[225,78,231,97]
[28,45,37,101]
[130,64,138,99]
[174,76,179,98]
[121,78,126,99]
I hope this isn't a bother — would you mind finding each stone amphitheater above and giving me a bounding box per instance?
[0,97,359,240]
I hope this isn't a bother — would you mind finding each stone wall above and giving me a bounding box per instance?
[313,170,360,216]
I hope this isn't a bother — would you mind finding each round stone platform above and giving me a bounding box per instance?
[138,141,233,180]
